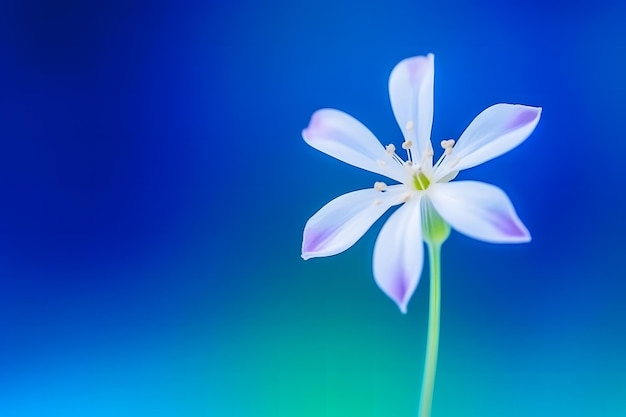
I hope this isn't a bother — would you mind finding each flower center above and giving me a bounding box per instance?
[381,133,459,195]
[412,170,431,191]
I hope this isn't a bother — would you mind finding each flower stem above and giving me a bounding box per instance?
[419,242,442,417]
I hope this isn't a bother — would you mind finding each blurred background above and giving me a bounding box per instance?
[0,0,624,416]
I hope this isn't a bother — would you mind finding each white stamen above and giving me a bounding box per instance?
[440,139,456,155]
[402,140,413,150]
[400,192,412,203]
[433,141,459,169]
[405,120,414,131]
[374,181,387,191]
[373,199,382,206]
[433,153,446,169]
[386,143,405,165]
[421,145,435,170]
[376,159,387,167]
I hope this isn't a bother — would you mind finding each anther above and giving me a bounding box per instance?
[405,120,414,130]
[385,144,396,155]
[376,159,387,167]
[400,192,412,203]
[374,181,388,191]
[402,140,413,150]
[440,139,456,155]
[373,199,382,206]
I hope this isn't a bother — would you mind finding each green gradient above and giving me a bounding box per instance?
[218,257,626,417]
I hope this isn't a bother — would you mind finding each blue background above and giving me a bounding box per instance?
[1,0,624,416]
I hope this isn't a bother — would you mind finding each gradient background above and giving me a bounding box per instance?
[0,0,625,416]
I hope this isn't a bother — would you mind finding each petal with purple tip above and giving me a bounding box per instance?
[428,181,531,243]
[434,104,541,181]
[388,54,435,164]
[302,109,406,183]
[302,186,406,260]
[373,196,423,313]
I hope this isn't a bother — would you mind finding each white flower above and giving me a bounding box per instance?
[301,54,541,313]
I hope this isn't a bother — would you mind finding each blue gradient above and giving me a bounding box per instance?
[0,0,625,416]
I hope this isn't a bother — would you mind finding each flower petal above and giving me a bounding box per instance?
[435,104,541,180]
[302,185,406,260]
[388,54,435,164]
[428,181,531,243]
[373,196,423,313]
[302,109,406,183]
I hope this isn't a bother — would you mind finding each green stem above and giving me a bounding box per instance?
[419,242,442,417]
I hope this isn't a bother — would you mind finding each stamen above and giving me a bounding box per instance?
[405,120,414,131]
[400,192,412,203]
[376,159,387,167]
[433,153,446,169]
[374,181,387,191]
[433,139,457,169]
[373,199,382,206]
[440,139,456,155]
[385,143,405,165]
[401,140,414,163]
[421,144,434,169]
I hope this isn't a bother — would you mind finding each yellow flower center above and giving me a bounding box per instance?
[413,171,431,191]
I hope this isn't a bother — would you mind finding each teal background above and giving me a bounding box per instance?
[1,0,625,416]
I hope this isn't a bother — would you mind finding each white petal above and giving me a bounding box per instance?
[373,196,423,313]
[302,109,406,183]
[302,186,406,260]
[388,54,435,164]
[428,181,531,243]
[434,104,541,180]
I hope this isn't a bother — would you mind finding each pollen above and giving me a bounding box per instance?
[385,144,396,155]
[376,159,387,167]
[405,120,414,130]
[373,199,382,206]
[402,140,413,150]
[374,181,388,191]
[440,139,456,155]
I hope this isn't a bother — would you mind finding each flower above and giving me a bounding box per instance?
[301,54,541,313]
